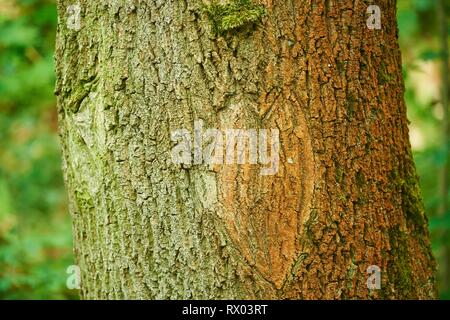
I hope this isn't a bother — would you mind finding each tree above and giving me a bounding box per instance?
[55,0,437,299]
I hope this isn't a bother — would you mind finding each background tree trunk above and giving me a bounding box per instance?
[55,0,437,299]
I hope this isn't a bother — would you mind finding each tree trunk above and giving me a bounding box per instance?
[55,0,437,299]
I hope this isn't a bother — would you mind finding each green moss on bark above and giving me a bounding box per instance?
[389,168,427,233]
[203,0,266,35]
[385,226,413,298]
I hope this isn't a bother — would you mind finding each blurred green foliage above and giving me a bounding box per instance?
[0,0,76,299]
[398,0,450,299]
[0,0,448,299]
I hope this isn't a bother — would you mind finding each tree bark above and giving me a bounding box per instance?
[55,0,437,299]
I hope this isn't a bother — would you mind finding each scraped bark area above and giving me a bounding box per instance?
[55,0,437,299]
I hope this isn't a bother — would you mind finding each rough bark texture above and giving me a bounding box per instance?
[55,0,437,299]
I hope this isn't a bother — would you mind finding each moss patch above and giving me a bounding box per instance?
[203,0,266,35]
[335,164,344,183]
[384,226,413,298]
[345,93,356,120]
[388,168,427,233]
[377,62,395,85]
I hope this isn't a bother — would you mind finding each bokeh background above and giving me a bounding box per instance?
[0,0,449,299]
